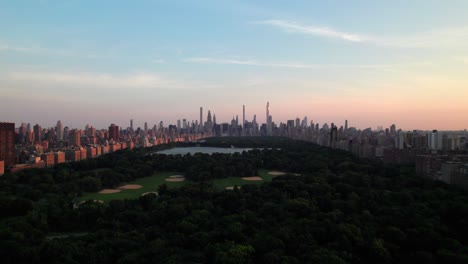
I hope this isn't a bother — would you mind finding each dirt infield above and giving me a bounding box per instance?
[166,176,186,182]
[241,176,263,181]
[99,189,121,194]
[141,192,158,196]
[118,184,143,190]
[268,171,287,176]
[168,175,184,178]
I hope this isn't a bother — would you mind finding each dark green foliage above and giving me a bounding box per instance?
[1,137,468,263]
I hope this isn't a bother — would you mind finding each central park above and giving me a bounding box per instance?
[2,137,468,264]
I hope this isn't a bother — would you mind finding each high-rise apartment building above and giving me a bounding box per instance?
[0,122,15,168]
[18,123,27,143]
[0,160,4,175]
[108,124,119,142]
[33,124,42,143]
[86,126,96,137]
[69,129,81,147]
[429,130,439,150]
[56,120,63,141]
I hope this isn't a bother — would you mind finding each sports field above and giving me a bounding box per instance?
[78,169,292,203]
[207,169,286,189]
[78,172,185,203]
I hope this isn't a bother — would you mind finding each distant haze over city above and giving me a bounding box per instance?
[1,1,467,130]
[2,103,468,132]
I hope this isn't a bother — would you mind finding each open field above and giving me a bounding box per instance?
[78,172,185,203]
[211,169,282,189]
[79,169,293,202]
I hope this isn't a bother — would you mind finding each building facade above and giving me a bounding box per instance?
[0,122,15,168]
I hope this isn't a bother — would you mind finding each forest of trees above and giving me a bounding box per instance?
[1,137,468,263]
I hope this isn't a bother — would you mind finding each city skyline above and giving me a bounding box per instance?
[3,102,468,133]
[1,1,468,130]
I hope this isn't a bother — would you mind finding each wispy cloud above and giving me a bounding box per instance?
[153,59,166,64]
[376,27,468,48]
[185,57,389,69]
[258,19,468,48]
[7,71,173,88]
[258,20,364,42]
[0,44,36,53]
[0,43,107,59]
[3,71,221,91]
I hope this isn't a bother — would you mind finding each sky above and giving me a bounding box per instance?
[1,0,468,131]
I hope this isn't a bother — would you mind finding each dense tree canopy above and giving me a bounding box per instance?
[1,137,468,263]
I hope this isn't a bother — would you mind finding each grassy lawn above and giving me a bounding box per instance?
[212,169,282,190]
[211,177,256,189]
[78,172,186,203]
[78,169,291,202]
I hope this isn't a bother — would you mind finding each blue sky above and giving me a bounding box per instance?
[1,0,468,130]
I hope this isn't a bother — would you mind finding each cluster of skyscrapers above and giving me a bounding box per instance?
[1,102,467,185]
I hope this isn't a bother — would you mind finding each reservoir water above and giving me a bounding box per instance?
[155,147,254,155]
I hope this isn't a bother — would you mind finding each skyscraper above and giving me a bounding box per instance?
[253,114,258,135]
[177,120,181,131]
[108,124,119,142]
[63,127,70,143]
[56,120,63,141]
[33,124,42,143]
[18,123,27,143]
[86,126,96,137]
[130,119,134,131]
[390,124,396,135]
[430,130,439,150]
[266,102,272,136]
[200,107,203,132]
[330,124,338,148]
[302,116,308,128]
[242,105,245,129]
[0,122,15,168]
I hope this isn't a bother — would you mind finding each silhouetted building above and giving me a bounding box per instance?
[69,129,81,147]
[199,107,203,132]
[429,130,439,150]
[0,122,15,168]
[330,124,338,148]
[33,124,42,143]
[108,124,119,142]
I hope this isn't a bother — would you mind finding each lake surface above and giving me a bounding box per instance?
[155,147,254,155]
